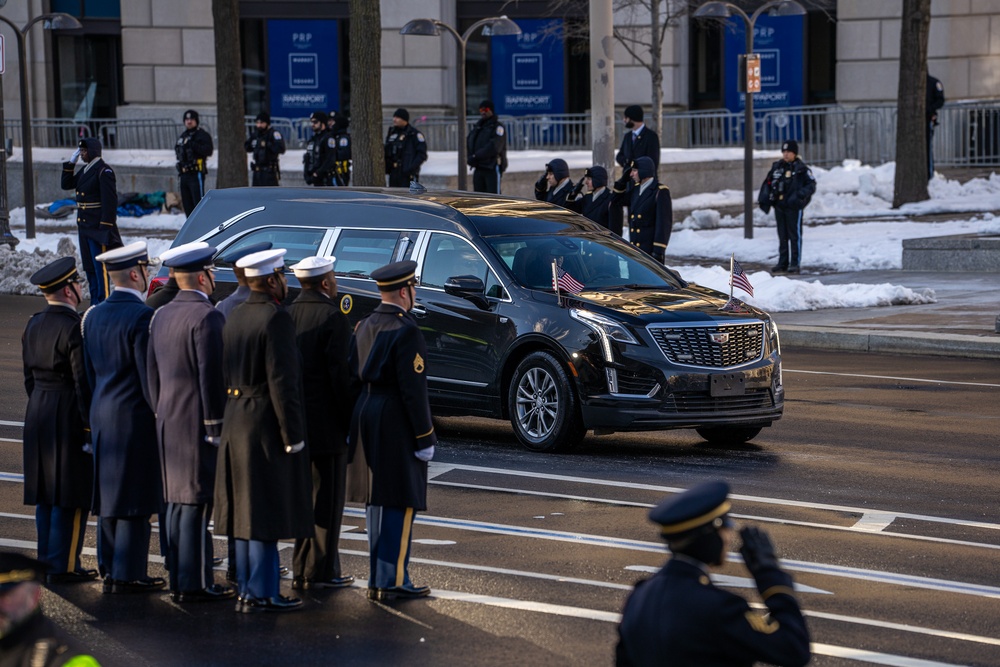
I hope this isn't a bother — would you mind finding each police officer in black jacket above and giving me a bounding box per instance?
[617,481,810,667]
[245,112,286,187]
[534,159,574,208]
[466,100,507,194]
[175,110,214,216]
[60,137,122,305]
[565,166,615,231]
[612,157,672,261]
[926,74,945,181]
[304,111,336,186]
[615,105,660,173]
[22,258,97,585]
[757,140,816,274]
[328,111,352,186]
[385,108,428,187]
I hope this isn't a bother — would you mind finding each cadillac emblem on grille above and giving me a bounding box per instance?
[709,332,729,344]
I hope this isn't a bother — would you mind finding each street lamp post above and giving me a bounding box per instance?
[0,12,83,240]
[693,1,804,240]
[401,16,521,191]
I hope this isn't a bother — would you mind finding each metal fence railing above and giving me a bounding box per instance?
[4,103,998,167]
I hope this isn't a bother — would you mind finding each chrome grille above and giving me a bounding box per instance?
[649,322,764,369]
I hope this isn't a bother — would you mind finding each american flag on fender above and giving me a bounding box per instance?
[730,258,754,297]
[555,268,585,294]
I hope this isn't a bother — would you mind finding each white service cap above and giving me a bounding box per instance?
[236,248,288,277]
[158,241,209,264]
[289,255,336,279]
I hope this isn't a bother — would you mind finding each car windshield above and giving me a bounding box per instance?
[485,234,686,292]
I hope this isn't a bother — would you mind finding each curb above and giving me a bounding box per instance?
[780,325,1000,359]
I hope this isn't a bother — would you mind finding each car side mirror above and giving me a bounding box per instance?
[444,275,489,309]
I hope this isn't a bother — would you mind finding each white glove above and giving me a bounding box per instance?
[70,148,81,164]
[204,435,221,447]
[414,445,435,462]
[285,441,305,454]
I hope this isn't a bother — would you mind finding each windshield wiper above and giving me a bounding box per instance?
[622,283,668,290]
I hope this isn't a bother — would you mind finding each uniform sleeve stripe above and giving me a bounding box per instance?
[761,585,796,601]
[203,419,224,426]
[416,427,435,439]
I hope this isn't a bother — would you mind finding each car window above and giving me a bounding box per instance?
[487,235,684,291]
[214,227,326,269]
[332,229,411,279]
[420,234,492,290]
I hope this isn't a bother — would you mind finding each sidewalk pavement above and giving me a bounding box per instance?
[772,270,1000,359]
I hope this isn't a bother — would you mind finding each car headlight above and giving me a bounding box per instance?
[571,309,638,346]
[766,317,781,354]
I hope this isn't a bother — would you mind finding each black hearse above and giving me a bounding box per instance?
[158,187,783,452]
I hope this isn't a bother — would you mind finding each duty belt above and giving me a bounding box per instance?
[253,164,279,172]
[179,164,203,174]
[226,385,268,398]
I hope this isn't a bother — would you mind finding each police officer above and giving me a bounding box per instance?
[617,481,810,667]
[303,111,336,186]
[565,166,616,232]
[0,552,101,666]
[758,140,816,274]
[534,158,575,209]
[350,260,437,601]
[60,137,123,305]
[175,110,214,216]
[146,241,210,310]
[384,108,428,188]
[214,242,273,320]
[466,100,507,194]
[82,242,165,593]
[328,111,352,186]
[615,105,661,173]
[22,258,97,585]
[926,74,945,181]
[216,248,312,613]
[147,246,235,604]
[612,156,672,262]
[288,256,357,591]
[245,112,286,187]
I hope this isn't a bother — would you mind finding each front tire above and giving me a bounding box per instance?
[508,351,585,452]
[696,425,763,446]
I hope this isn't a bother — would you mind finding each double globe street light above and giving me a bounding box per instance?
[400,16,521,191]
[693,0,805,240]
[0,11,83,241]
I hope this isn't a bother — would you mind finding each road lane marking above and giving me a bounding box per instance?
[0,420,24,427]
[783,369,1000,388]
[854,512,898,532]
[624,565,833,595]
[809,643,960,667]
[0,438,21,444]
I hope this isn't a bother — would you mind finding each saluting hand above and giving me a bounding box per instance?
[739,525,779,575]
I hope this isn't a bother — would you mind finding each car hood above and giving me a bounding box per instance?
[562,283,768,324]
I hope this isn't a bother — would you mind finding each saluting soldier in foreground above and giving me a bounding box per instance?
[612,156,672,262]
[617,481,811,667]
[350,260,437,601]
[21,258,97,584]
[82,242,165,593]
[215,249,313,613]
[147,246,234,604]
[288,256,357,591]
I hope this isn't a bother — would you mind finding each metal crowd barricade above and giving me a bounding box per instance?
[757,106,889,167]
[97,118,181,150]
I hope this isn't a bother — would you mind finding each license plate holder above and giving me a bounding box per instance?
[710,372,746,397]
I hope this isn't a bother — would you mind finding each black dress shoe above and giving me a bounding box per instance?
[291,576,306,590]
[212,557,224,566]
[308,575,355,590]
[786,265,800,274]
[104,576,167,594]
[384,584,431,599]
[236,594,303,613]
[47,569,99,585]
[770,265,787,274]
[171,584,236,603]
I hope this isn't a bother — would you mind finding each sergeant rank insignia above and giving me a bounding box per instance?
[414,353,425,374]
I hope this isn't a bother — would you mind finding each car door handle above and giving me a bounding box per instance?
[411,304,427,317]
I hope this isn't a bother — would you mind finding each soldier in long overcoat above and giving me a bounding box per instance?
[81,242,165,592]
[612,156,672,262]
[287,257,357,591]
[215,248,312,613]
[21,258,96,584]
[147,246,234,603]
[565,166,617,233]
[350,260,437,601]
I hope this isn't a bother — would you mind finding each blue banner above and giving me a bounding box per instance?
[723,15,804,113]
[491,19,565,117]
[267,20,340,118]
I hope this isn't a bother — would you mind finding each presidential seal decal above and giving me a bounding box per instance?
[340,294,353,314]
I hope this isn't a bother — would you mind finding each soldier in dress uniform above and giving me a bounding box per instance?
[175,110,214,216]
[81,243,165,594]
[147,246,235,604]
[21,258,97,585]
[328,111,353,186]
[565,166,617,233]
[214,242,273,320]
[350,260,437,601]
[215,249,313,613]
[60,137,123,305]
[612,156,672,262]
[303,112,336,186]
[287,256,357,591]
[0,552,101,667]
[533,158,575,209]
[384,108,428,188]
[145,242,210,310]
[245,112,286,187]
[616,481,810,667]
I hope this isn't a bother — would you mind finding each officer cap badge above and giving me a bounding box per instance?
[164,245,217,273]
[649,480,733,539]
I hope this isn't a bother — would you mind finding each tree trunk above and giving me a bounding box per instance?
[212,0,248,188]
[648,0,663,138]
[892,0,931,207]
[349,0,385,186]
